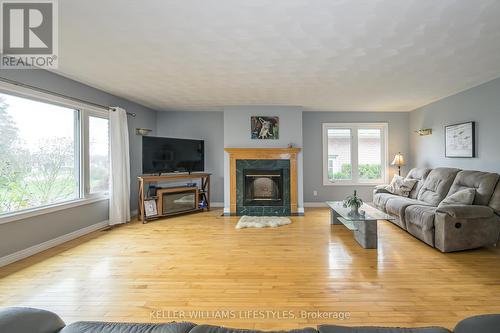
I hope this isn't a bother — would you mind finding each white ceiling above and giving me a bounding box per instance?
[56,0,500,112]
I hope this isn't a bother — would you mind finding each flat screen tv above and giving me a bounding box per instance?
[142,136,204,174]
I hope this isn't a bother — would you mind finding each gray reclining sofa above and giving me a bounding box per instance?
[1,307,500,333]
[373,167,500,252]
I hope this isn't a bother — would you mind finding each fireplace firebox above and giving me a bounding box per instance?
[243,169,283,206]
[235,158,291,216]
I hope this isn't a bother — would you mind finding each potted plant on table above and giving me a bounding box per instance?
[343,190,364,216]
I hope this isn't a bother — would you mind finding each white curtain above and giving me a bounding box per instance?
[109,107,131,225]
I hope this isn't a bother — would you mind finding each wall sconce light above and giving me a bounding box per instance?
[136,128,152,136]
[415,128,432,136]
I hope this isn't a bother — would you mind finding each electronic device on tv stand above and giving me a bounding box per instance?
[142,136,205,175]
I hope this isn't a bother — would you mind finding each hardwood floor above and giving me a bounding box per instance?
[1,208,499,330]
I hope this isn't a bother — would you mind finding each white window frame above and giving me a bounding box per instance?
[327,157,335,177]
[0,81,109,225]
[322,122,388,186]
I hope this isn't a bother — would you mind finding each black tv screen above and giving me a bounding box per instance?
[142,136,204,174]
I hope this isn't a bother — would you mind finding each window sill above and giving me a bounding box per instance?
[0,196,109,225]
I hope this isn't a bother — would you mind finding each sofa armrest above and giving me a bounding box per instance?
[373,185,390,194]
[0,307,65,333]
[436,205,494,219]
[434,207,500,252]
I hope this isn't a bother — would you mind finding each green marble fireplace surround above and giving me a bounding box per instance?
[236,159,291,216]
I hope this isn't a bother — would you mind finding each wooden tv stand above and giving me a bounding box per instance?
[137,173,211,223]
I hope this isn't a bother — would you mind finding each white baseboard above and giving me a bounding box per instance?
[0,220,109,268]
[131,209,138,217]
[304,202,328,207]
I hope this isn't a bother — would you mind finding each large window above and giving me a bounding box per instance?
[0,86,109,218]
[322,123,388,185]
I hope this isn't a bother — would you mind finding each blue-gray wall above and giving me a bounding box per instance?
[156,111,224,203]
[409,77,500,173]
[0,69,158,258]
[302,112,410,203]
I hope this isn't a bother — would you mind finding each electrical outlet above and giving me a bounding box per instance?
[313,190,318,196]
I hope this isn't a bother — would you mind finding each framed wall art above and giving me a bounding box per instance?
[445,121,475,158]
[251,116,279,140]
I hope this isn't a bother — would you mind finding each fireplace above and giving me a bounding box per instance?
[225,148,301,216]
[234,159,291,216]
[244,169,283,206]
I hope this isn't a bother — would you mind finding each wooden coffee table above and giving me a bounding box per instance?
[326,201,395,249]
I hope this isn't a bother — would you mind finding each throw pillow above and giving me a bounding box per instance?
[385,175,418,197]
[438,188,476,207]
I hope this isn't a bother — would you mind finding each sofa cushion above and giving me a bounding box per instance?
[0,307,65,333]
[384,175,418,197]
[417,168,460,206]
[318,324,451,333]
[438,189,475,208]
[453,314,500,333]
[59,321,196,333]
[405,205,438,246]
[489,180,500,215]
[447,170,499,205]
[373,193,399,211]
[406,168,432,199]
[405,205,437,230]
[385,197,431,229]
[190,324,317,333]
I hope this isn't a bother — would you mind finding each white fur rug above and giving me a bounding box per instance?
[235,216,292,229]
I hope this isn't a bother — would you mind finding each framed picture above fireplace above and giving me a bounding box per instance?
[251,116,279,140]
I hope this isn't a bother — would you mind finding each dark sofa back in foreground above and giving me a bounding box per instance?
[1,307,499,333]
